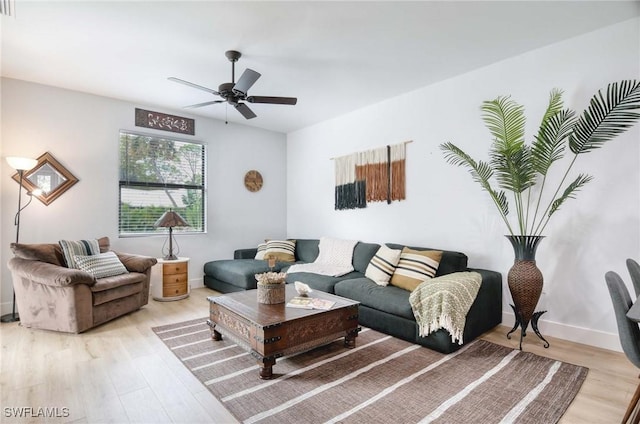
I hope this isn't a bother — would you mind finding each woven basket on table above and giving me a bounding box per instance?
[255,272,286,304]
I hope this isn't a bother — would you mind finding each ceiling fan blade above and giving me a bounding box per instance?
[246,96,297,105]
[184,100,225,109]
[235,103,257,119]
[232,69,261,96]
[168,77,219,95]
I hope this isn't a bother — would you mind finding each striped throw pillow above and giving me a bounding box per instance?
[365,245,402,286]
[254,242,267,260]
[59,239,100,269]
[74,251,129,279]
[390,247,442,291]
[264,240,296,262]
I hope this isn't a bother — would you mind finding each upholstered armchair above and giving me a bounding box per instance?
[7,237,157,333]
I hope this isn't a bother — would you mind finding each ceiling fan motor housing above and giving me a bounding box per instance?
[218,82,241,105]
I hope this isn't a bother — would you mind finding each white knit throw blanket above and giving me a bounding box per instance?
[409,271,482,345]
[287,237,358,277]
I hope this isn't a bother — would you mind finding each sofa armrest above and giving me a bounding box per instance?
[114,252,157,273]
[8,257,96,287]
[467,267,503,308]
[234,248,258,259]
[468,268,502,284]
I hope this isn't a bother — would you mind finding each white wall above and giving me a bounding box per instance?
[287,18,640,351]
[1,78,287,313]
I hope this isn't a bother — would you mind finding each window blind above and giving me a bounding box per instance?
[119,131,205,235]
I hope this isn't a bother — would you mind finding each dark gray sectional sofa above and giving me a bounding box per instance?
[203,238,502,353]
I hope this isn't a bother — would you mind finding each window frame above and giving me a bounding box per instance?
[118,129,206,237]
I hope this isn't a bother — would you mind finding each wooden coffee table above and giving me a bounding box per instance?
[207,285,360,379]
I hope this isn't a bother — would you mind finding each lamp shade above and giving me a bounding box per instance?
[154,210,189,228]
[6,156,38,171]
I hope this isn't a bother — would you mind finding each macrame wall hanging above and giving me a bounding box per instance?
[333,141,411,210]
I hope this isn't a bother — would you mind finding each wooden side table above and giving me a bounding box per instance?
[151,257,190,301]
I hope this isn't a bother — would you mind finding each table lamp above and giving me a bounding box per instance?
[154,209,189,260]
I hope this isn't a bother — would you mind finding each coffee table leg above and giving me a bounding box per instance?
[344,329,358,348]
[211,327,222,341]
[259,357,276,380]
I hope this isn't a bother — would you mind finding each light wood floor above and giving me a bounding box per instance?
[0,287,636,423]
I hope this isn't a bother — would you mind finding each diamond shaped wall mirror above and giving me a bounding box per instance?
[11,152,79,205]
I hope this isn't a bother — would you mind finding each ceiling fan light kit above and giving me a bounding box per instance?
[169,50,297,120]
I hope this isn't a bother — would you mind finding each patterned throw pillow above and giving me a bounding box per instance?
[365,245,402,286]
[59,239,100,269]
[254,242,267,260]
[390,247,442,291]
[264,240,296,262]
[74,251,129,279]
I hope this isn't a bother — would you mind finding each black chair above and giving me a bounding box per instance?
[606,270,640,424]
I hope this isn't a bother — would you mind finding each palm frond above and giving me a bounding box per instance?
[531,109,577,175]
[569,80,640,154]
[480,96,533,195]
[537,89,565,135]
[481,96,526,153]
[548,174,594,217]
[440,142,491,186]
[490,144,536,193]
[493,188,510,217]
[440,142,510,219]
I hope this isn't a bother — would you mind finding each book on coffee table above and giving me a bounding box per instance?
[286,296,336,310]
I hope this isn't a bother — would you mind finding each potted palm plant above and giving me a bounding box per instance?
[440,80,640,349]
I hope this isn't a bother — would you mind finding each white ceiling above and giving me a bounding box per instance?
[2,1,639,134]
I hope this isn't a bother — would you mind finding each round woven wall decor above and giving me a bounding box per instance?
[244,170,263,192]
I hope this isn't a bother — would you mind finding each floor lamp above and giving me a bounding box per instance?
[1,156,39,323]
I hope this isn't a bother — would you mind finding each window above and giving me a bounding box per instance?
[119,131,205,236]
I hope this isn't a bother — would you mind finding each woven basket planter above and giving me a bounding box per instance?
[506,235,544,329]
[255,272,286,304]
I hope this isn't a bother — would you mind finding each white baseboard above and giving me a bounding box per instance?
[0,300,16,317]
[501,311,622,352]
[190,278,204,290]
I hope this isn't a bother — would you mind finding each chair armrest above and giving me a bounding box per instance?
[235,248,258,259]
[114,252,157,273]
[8,257,96,287]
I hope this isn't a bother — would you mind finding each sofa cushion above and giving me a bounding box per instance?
[295,239,320,262]
[365,245,402,286]
[11,242,65,267]
[386,243,468,276]
[204,259,283,290]
[74,251,129,279]
[264,240,296,262]
[353,241,381,273]
[334,278,415,320]
[90,271,146,292]
[92,281,143,306]
[254,242,267,260]
[390,248,442,291]
[59,239,100,269]
[285,271,364,294]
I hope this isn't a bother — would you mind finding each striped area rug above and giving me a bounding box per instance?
[152,318,587,424]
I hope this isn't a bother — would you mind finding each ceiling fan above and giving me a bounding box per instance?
[168,50,297,120]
